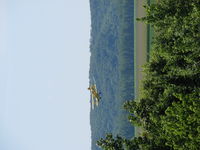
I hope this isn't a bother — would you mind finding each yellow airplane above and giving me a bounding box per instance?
[88,84,101,109]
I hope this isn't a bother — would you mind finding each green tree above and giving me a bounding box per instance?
[97,134,124,150]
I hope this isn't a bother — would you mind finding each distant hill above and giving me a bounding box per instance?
[89,0,135,149]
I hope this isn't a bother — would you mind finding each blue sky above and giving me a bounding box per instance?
[0,0,91,149]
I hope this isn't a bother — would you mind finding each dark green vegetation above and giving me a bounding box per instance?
[89,0,135,149]
[97,0,200,149]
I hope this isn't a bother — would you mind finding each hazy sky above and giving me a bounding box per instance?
[0,0,91,150]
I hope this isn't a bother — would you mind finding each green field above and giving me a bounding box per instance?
[134,0,155,137]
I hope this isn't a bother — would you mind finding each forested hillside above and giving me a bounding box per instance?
[89,0,135,149]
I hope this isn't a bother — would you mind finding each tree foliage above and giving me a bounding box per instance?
[98,0,200,149]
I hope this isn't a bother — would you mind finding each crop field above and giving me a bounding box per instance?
[134,0,155,137]
[134,0,148,137]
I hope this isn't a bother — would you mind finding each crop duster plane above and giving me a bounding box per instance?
[88,80,101,109]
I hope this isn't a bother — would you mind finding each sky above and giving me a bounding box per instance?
[0,0,91,150]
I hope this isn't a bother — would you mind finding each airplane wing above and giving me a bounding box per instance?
[94,84,97,91]
[95,98,99,106]
[92,76,100,93]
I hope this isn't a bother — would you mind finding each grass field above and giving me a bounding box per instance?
[134,0,147,137]
[134,0,154,137]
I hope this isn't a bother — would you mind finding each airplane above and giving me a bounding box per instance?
[88,78,101,109]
